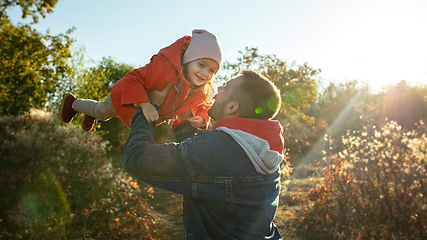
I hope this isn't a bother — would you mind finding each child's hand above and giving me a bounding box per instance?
[187,116,206,128]
[138,102,159,123]
[147,83,173,107]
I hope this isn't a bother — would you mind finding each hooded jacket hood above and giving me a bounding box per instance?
[213,118,285,175]
[157,36,191,73]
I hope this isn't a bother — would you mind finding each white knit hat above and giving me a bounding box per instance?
[183,29,223,68]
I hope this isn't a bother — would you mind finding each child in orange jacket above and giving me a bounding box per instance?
[60,29,222,132]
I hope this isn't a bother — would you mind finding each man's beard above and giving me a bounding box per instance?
[208,100,227,123]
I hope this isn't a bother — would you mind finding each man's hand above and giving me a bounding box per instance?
[187,116,206,128]
[147,83,173,107]
[138,102,159,123]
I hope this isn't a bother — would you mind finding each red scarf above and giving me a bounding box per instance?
[213,118,284,154]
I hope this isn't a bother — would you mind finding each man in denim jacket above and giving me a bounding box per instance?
[124,70,285,239]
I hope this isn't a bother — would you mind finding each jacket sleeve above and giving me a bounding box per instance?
[192,101,212,129]
[172,121,198,142]
[124,107,194,195]
[120,56,166,106]
[171,100,212,129]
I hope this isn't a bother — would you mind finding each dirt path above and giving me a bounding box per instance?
[146,186,185,239]
[150,209,185,239]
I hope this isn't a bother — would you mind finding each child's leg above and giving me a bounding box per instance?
[73,94,117,121]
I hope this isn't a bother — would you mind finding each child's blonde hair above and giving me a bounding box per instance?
[181,62,216,101]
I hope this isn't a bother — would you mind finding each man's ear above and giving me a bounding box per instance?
[225,101,239,115]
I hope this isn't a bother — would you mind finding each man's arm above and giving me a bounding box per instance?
[172,121,198,142]
[124,107,194,194]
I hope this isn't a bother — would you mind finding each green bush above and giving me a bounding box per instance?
[291,120,427,239]
[0,109,159,239]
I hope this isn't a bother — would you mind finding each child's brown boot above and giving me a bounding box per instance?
[60,93,78,123]
[82,114,96,132]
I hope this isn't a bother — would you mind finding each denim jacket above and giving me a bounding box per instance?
[124,108,283,239]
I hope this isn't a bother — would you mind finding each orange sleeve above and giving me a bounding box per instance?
[192,101,211,129]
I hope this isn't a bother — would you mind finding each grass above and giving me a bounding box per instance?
[275,165,324,239]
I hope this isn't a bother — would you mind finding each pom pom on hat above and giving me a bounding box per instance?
[183,29,223,68]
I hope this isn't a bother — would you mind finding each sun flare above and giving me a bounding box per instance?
[298,0,427,91]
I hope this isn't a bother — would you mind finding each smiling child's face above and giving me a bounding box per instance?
[185,58,218,87]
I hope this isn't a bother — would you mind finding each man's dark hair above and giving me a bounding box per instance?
[231,70,281,119]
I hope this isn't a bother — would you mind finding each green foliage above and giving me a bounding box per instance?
[0,0,74,117]
[48,45,87,110]
[291,120,427,239]
[0,0,58,23]
[0,109,159,239]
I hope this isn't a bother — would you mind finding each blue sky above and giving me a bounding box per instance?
[7,0,427,90]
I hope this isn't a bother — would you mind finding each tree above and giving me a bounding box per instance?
[0,0,74,116]
[306,79,371,139]
[374,80,427,130]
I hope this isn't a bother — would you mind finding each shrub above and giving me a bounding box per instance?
[0,109,159,239]
[291,120,427,239]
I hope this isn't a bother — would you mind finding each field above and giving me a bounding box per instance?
[4,112,427,239]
